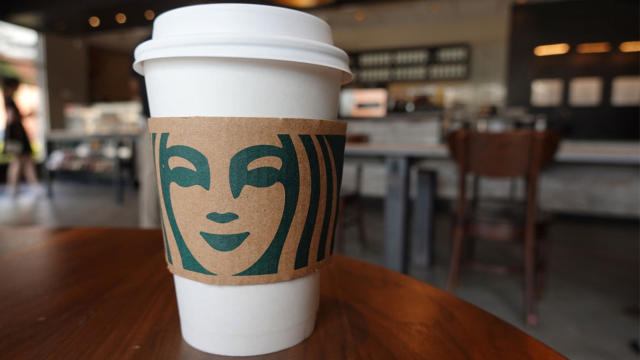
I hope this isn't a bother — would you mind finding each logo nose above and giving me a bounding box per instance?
[206,212,239,224]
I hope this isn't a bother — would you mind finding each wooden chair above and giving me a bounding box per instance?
[335,134,369,253]
[446,129,560,326]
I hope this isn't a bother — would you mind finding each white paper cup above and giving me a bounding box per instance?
[134,4,351,356]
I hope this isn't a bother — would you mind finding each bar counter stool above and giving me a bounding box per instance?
[446,129,560,326]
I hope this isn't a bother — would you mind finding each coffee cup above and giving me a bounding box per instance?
[133,4,351,356]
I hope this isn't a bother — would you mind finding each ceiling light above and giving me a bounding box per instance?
[88,16,100,28]
[534,43,569,56]
[115,12,127,24]
[353,10,365,22]
[144,10,155,21]
[619,41,640,53]
[576,42,611,54]
[273,0,334,8]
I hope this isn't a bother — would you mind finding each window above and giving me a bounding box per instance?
[569,77,602,106]
[530,78,563,107]
[611,76,640,106]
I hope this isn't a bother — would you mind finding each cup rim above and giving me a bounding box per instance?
[133,4,352,84]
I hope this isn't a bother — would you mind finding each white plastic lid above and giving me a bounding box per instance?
[133,4,352,84]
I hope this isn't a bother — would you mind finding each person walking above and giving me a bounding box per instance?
[3,77,40,197]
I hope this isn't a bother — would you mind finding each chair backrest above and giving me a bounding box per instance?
[447,129,560,178]
[346,134,369,144]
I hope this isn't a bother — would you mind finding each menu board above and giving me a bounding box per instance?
[530,78,564,107]
[569,77,602,106]
[611,76,640,106]
[351,44,470,84]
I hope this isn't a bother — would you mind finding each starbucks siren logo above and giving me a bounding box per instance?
[151,123,345,282]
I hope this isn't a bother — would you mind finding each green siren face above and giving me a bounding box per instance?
[152,126,345,279]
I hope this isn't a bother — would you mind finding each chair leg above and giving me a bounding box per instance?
[524,234,537,326]
[447,225,465,291]
[336,198,345,253]
[536,227,550,300]
[356,197,367,248]
[464,235,475,264]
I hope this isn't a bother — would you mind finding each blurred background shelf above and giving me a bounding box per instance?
[44,130,140,203]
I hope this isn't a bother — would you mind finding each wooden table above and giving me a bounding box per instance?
[0,227,565,359]
[344,141,640,274]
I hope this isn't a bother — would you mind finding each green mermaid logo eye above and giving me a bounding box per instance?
[166,144,211,190]
[230,145,288,198]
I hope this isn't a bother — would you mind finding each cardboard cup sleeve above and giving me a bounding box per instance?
[149,117,347,285]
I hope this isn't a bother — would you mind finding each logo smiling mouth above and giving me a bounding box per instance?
[200,232,249,252]
[201,211,248,251]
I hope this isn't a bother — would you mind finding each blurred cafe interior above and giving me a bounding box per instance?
[0,0,638,359]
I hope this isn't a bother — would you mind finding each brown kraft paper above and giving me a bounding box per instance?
[149,117,346,285]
